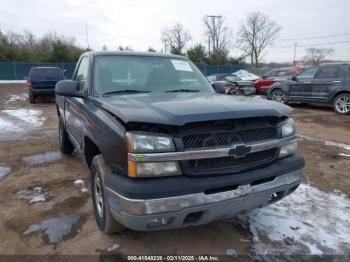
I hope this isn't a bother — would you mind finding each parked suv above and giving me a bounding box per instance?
[55,51,304,232]
[268,63,350,115]
[253,67,304,95]
[27,67,64,103]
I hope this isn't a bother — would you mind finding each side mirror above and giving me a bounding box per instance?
[55,80,84,98]
[262,75,267,79]
[212,82,226,94]
[291,75,297,81]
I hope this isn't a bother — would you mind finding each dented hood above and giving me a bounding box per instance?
[92,93,292,126]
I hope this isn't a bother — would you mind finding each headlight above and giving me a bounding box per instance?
[281,118,295,137]
[127,132,175,153]
[128,161,181,177]
[279,141,297,158]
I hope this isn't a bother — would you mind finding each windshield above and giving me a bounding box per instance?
[93,55,214,95]
[30,68,64,81]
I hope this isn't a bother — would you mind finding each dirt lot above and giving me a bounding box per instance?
[0,84,349,257]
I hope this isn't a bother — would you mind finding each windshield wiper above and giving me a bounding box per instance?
[102,89,151,95]
[166,89,200,93]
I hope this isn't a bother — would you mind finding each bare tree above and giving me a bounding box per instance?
[161,23,191,55]
[304,47,334,65]
[237,12,281,67]
[203,16,230,56]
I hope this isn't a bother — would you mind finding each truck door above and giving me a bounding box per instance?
[311,66,342,103]
[66,56,89,148]
[288,67,319,101]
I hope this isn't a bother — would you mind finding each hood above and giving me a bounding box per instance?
[93,93,292,126]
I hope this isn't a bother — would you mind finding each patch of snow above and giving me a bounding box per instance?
[7,93,28,102]
[0,166,12,181]
[225,248,237,256]
[2,109,44,128]
[0,80,26,84]
[22,151,62,165]
[339,153,350,158]
[298,134,350,151]
[107,243,120,252]
[0,117,21,132]
[73,179,88,193]
[17,187,53,203]
[241,184,350,255]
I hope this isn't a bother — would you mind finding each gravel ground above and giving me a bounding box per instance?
[0,84,349,257]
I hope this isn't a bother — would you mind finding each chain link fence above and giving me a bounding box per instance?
[0,61,270,80]
[0,62,76,80]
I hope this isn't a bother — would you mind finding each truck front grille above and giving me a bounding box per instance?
[187,148,278,173]
[179,121,280,176]
[182,127,277,150]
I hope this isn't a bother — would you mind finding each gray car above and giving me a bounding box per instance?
[207,74,256,95]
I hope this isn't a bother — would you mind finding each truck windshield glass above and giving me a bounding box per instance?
[93,55,214,95]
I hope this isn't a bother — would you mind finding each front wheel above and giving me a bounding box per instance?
[333,93,350,115]
[91,155,125,234]
[271,89,287,104]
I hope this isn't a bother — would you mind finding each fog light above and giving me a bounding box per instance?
[279,141,297,158]
[146,217,172,228]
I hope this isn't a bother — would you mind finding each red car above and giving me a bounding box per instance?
[253,67,304,95]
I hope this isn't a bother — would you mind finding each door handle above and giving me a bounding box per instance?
[333,80,341,83]
[303,81,311,84]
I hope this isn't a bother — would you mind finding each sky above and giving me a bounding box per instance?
[1,0,350,63]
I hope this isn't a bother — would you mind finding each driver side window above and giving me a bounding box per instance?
[297,68,318,81]
[74,57,89,90]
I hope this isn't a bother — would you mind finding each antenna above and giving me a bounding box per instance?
[85,21,90,50]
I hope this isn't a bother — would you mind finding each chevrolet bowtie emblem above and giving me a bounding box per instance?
[228,144,251,158]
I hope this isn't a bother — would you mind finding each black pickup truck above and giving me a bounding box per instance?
[55,51,304,233]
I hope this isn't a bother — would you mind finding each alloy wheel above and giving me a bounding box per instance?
[272,90,286,104]
[94,176,104,218]
[335,96,350,114]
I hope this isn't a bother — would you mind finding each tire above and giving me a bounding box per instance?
[59,118,74,154]
[271,89,287,104]
[333,93,350,115]
[91,155,125,234]
[29,92,36,104]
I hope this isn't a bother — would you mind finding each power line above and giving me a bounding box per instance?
[278,33,350,41]
[271,39,350,48]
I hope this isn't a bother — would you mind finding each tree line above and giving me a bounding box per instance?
[161,12,281,67]
[0,30,87,63]
[0,11,334,66]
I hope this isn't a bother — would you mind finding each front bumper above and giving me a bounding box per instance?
[106,168,303,231]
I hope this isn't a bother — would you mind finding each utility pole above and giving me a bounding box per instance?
[293,43,297,66]
[85,21,90,50]
[206,15,222,56]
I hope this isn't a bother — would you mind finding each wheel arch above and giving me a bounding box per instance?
[84,136,102,169]
[331,90,350,104]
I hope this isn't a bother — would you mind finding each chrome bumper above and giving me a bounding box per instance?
[128,135,297,162]
[106,168,303,216]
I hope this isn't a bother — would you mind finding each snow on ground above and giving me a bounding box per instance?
[23,152,62,165]
[0,80,26,84]
[298,134,350,151]
[241,184,350,255]
[0,166,12,181]
[2,109,45,128]
[0,108,46,140]
[6,93,28,103]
